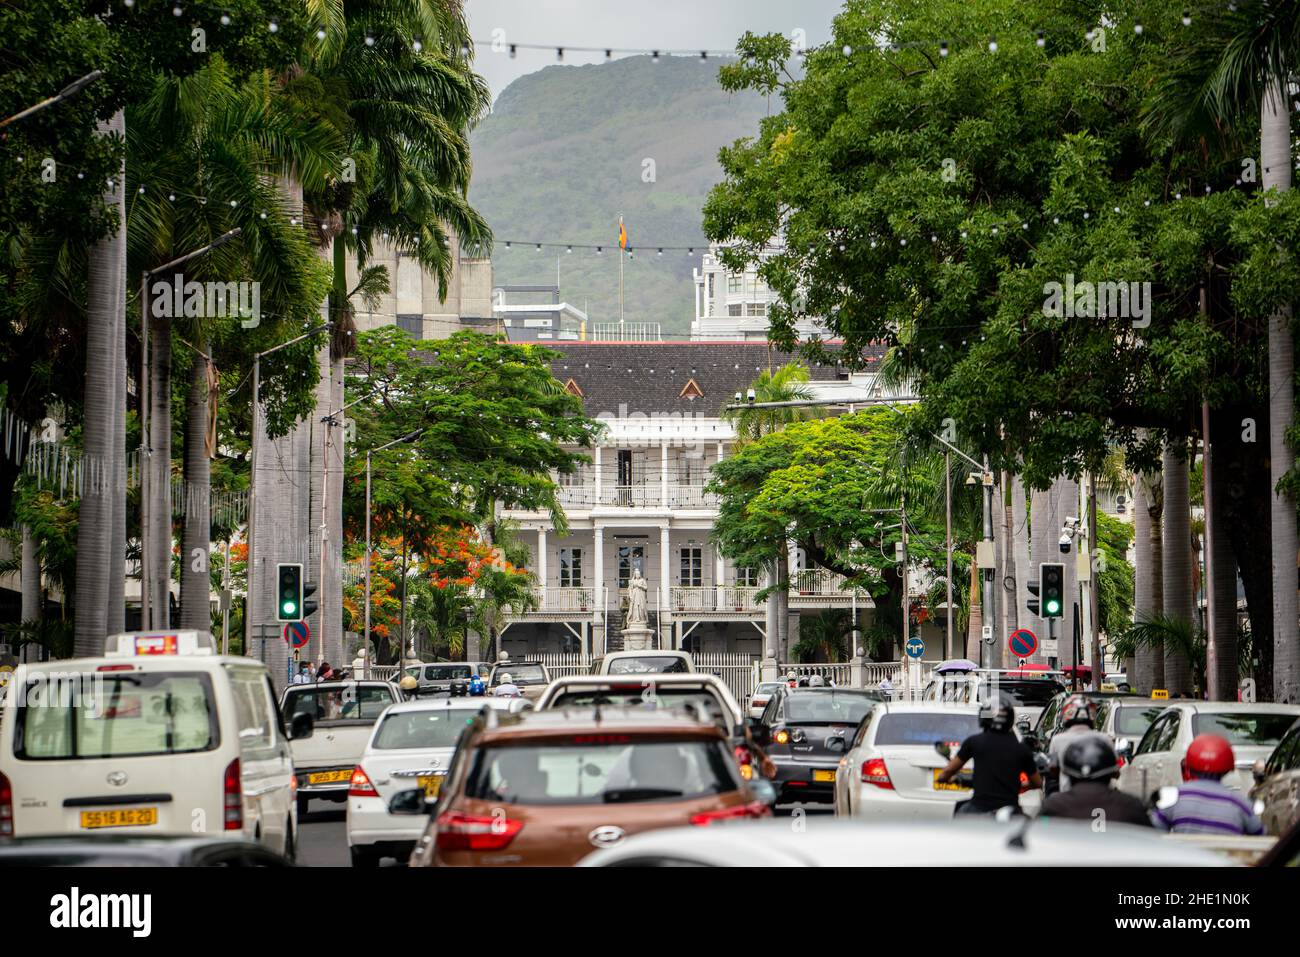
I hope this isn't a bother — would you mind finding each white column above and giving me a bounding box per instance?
[593,524,605,655]
[715,542,726,607]
[660,443,669,506]
[594,446,603,503]
[660,525,671,645]
[537,527,548,607]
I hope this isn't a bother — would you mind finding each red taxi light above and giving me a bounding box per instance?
[861,757,893,789]
[690,801,771,826]
[435,811,523,852]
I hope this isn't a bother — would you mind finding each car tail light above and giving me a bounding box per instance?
[690,801,771,825]
[349,766,379,797]
[861,757,893,789]
[733,744,755,780]
[1115,756,1126,770]
[97,664,135,672]
[773,729,790,745]
[435,811,523,852]
[0,770,13,837]
[290,774,298,795]
[223,758,243,831]
[1019,771,1031,794]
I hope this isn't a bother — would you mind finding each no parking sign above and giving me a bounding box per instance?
[1008,628,1038,660]
[283,620,309,649]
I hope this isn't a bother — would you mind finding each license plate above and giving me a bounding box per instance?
[933,769,971,791]
[80,807,158,829]
[307,769,352,785]
[813,769,836,783]
[417,774,444,798]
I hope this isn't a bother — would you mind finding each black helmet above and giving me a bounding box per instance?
[1061,736,1119,782]
[978,695,1016,732]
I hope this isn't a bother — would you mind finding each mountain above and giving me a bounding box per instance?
[468,55,770,337]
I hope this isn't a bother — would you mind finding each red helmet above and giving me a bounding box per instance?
[1060,694,1099,728]
[1183,734,1235,780]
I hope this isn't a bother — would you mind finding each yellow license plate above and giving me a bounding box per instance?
[308,769,352,785]
[417,774,444,798]
[933,769,971,791]
[813,769,836,783]
[80,807,158,829]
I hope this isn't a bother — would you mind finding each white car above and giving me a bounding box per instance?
[345,696,529,866]
[535,673,743,727]
[749,682,785,720]
[834,702,1041,820]
[0,631,309,858]
[578,817,1230,867]
[1117,701,1300,803]
[588,650,694,675]
[920,671,1066,729]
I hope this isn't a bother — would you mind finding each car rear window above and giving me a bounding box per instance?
[783,692,877,724]
[282,684,394,723]
[982,680,1065,707]
[493,664,547,685]
[549,687,727,722]
[464,738,738,805]
[15,672,218,759]
[1193,712,1298,747]
[423,665,472,681]
[1114,705,1164,738]
[607,656,691,674]
[874,712,981,746]
[373,709,478,749]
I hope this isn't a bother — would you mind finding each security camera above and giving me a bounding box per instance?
[746,388,756,404]
[1059,533,1073,553]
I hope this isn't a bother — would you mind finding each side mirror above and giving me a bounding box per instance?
[289,712,314,741]
[1253,759,1268,784]
[749,777,778,808]
[1115,738,1134,761]
[1016,718,1031,735]
[387,788,437,816]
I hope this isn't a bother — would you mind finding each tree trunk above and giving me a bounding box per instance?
[1163,443,1194,695]
[1205,426,1238,700]
[147,311,173,625]
[74,110,126,657]
[1263,76,1299,703]
[1133,470,1158,693]
[20,524,40,661]
[180,348,212,630]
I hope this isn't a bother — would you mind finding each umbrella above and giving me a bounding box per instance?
[934,658,979,674]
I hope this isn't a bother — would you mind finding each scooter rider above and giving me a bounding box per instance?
[468,671,486,696]
[1150,734,1264,835]
[937,696,1042,815]
[1045,695,1109,795]
[1039,736,1151,826]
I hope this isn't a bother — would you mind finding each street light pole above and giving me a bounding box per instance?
[138,228,242,628]
[0,70,103,128]
[945,450,953,661]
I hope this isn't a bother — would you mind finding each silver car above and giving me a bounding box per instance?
[1250,717,1300,836]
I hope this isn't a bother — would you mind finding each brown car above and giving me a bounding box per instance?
[406,707,772,866]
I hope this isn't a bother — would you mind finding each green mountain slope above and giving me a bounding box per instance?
[468,55,770,337]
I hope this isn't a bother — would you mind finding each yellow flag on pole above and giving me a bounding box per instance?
[618,215,628,250]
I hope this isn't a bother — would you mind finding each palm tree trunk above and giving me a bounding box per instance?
[1205,432,1238,700]
[180,348,211,630]
[1162,443,1194,695]
[20,524,39,661]
[109,300,126,635]
[1133,471,1157,692]
[74,110,126,657]
[1263,76,1299,703]
[147,311,172,625]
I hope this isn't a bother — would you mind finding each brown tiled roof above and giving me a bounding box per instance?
[539,341,885,415]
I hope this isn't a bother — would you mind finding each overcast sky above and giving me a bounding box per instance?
[465,0,846,99]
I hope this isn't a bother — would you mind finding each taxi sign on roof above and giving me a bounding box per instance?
[105,630,213,658]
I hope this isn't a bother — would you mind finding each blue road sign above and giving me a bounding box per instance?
[905,636,925,659]
[1008,628,1038,659]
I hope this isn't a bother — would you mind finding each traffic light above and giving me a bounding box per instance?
[1040,562,1065,619]
[276,563,303,621]
[1026,579,1040,617]
[302,581,318,620]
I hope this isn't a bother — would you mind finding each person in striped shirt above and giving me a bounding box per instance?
[1150,734,1264,836]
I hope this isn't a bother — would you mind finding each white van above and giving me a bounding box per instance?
[0,631,312,858]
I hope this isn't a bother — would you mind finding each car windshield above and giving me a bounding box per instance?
[1114,705,1164,738]
[373,708,479,749]
[549,687,727,723]
[783,692,877,725]
[607,656,690,674]
[874,712,981,746]
[282,684,394,723]
[753,683,783,696]
[1192,712,1298,747]
[494,664,546,685]
[981,679,1065,707]
[16,672,218,759]
[465,738,737,805]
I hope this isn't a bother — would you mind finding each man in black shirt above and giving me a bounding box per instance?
[1039,737,1151,827]
[936,700,1041,814]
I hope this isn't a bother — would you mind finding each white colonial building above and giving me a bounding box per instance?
[692,242,831,342]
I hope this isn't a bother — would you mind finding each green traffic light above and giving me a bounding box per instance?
[282,601,297,615]
[1046,599,1060,614]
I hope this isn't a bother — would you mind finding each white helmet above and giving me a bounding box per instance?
[808,674,826,687]
[498,672,512,684]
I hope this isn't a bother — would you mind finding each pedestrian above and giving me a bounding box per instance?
[1038,737,1151,827]
[878,676,893,699]
[936,697,1042,815]
[316,661,333,682]
[291,663,311,685]
[1150,734,1264,836]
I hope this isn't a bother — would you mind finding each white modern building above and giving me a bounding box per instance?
[491,341,943,661]
[692,242,831,341]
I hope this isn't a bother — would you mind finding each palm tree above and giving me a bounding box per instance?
[723,362,819,660]
[1163,443,1195,696]
[1142,2,1300,703]
[127,59,342,630]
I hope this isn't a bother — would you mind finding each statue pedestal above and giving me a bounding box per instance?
[621,624,654,651]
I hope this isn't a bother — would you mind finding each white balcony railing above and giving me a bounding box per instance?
[533,586,597,613]
[670,484,718,508]
[549,484,719,510]
[669,586,760,613]
[792,567,854,597]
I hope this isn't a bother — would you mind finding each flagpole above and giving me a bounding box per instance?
[619,212,625,339]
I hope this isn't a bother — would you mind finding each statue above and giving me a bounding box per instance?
[626,566,648,625]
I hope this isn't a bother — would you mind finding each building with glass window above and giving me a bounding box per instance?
[691,242,830,341]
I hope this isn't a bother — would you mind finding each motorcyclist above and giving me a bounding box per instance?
[1045,695,1109,795]
[468,672,486,696]
[808,674,825,688]
[398,675,419,701]
[494,672,522,698]
[1150,734,1264,835]
[1038,736,1151,826]
[936,696,1042,815]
